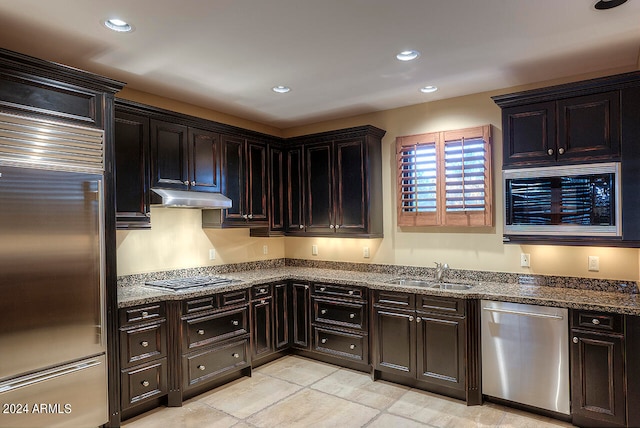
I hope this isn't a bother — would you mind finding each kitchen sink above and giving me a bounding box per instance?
[430,282,473,291]
[387,278,432,287]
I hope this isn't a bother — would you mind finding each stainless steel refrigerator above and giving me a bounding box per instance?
[0,112,108,427]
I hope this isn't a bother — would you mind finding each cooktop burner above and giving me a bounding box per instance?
[145,276,238,291]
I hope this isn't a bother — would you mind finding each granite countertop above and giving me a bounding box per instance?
[118,266,640,316]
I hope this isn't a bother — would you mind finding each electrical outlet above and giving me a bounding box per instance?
[363,247,370,258]
[520,253,530,267]
[312,245,318,256]
[263,245,268,255]
[588,255,600,272]
[209,248,216,260]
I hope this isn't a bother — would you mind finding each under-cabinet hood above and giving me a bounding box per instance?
[151,188,232,209]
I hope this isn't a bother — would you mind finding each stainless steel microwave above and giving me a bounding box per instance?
[503,162,621,237]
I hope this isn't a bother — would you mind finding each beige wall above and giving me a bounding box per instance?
[115,66,640,281]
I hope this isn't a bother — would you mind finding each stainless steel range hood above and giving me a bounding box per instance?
[151,188,232,209]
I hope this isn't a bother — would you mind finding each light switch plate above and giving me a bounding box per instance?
[312,245,318,256]
[363,247,370,258]
[209,248,216,260]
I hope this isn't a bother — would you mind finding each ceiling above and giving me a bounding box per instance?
[0,0,638,129]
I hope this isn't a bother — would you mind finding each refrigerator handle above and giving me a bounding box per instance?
[97,179,106,348]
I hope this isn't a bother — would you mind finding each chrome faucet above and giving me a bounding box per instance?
[434,262,449,282]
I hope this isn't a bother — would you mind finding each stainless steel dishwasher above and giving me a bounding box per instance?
[481,300,570,415]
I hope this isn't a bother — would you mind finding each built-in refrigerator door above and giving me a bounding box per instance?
[0,165,106,380]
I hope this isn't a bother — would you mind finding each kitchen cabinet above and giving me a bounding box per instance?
[268,144,285,233]
[571,310,626,427]
[310,282,368,363]
[251,284,274,360]
[285,145,305,234]
[289,126,385,238]
[274,282,290,351]
[221,135,268,227]
[150,119,221,193]
[372,290,478,403]
[118,303,168,413]
[291,282,311,349]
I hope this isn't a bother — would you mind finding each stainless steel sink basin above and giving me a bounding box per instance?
[430,282,473,290]
[387,278,432,287]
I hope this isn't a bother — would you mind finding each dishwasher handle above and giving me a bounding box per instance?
[482,306,565,320]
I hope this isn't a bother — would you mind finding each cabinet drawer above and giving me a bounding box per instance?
[121,358,168,410]
[418,296,465,317]
[373,290,415,308]
[183,339,249,389]
[121,303,165,325]
[251,283,272,300]
[313,283,366,300]
[219,289,249,307]
[312,326,368,362]
[120,321,167,368]
[572,310,622,333]
[313,297,367,330]
[184,306,249,350]
[183,296,217,315]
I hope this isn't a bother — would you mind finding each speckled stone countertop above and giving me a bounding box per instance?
[118,265,640,316]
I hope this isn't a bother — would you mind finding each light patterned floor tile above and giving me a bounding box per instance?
[121,401,239,428]
[255,355,339,386]
[367,413,432,427]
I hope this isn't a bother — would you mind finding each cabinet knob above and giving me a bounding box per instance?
[259,288,266,293]
[592,318,600,325]
[141,380,150,387]
[335,224,340,229]
[416,317,421,323]
[198,365,206,371]
[408,316,414,322]
[248,214,253,219]
[349,344,356,350]
[321,338,328,344]
[231,320,239,326]
[197,329,205,335]
[304,285,309,290]
[183,180,190,185]
[329,224,334,229]
[348,290,354,295]
[261,299,266,304]
[243,214,248,220]
[141,311,149,318]
[547,148,554,156]
[232,353,240,358]
[558,147,565,155]
[320,287,326,292]
[321,309,328,315]
[573,337,579,344]
[299,225,304,229]
[349,313,355,319]
[140,341,149,347]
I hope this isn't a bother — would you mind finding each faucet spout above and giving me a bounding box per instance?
[434,262,449,282]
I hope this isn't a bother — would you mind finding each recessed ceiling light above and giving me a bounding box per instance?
[594,0,627,9]
[272,85,291,94]
[104,18,133,32]
[396,50,420,61]
[420,86,438,93]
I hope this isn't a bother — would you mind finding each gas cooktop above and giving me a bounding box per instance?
[145,276,239,291]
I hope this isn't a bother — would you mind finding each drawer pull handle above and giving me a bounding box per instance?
[259,288,266,293]
[558,147,565,155]
[261,299,266,304]
[547,148,554,156]
[141,380,150,387]
[348,290,354,295]
[321,338,327,344]
[197,329,205,335]
[232,353,240,358]
[592,319,601,325]
[408,316,414,322]
[321,309,328,315]
[140,341,149,347]
[198,365,206,371]
[349,313,355,319]
[573,337,579,344]
[320,287,326,292]
[349,344,356,350]
[299,225,304,229]
[231,320,239,326]
[416,317,421,323]
[141,311,149,318]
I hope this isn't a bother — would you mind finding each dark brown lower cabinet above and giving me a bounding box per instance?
[274,282,290,351]
[291,282,311,349]
[571,311,626,427]
[373,306,415,376]
[417,313,465,389]
[251,297,273,359]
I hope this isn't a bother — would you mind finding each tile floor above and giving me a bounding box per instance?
[122,355,576,428]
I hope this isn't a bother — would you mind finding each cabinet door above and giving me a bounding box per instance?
[221,135,246,222]
[285,146,305,233]
[189,128,221,193]
[571,330,626,427]
[269,145,284,231]
[291,282,310,349]
[557,91,621,162]
[373,306,416,377]
[252,298,273,359]
[416,313,465,390]
[114,111,150,227]
[334,138,367,235]
[246,140,268,222]
[274,282,289,351]
[150,119,189,189]
[305,143,333,234]
[502,102,556,167]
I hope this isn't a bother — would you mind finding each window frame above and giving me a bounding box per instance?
[396,125,493,227]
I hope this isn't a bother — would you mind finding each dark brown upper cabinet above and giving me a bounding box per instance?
[221,135,268,227]
[268,143,285,234]
[284,145,305,235]
[292,126,385,238]
[115,110,151,228]
[150,120,221,193]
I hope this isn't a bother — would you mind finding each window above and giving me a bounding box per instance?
[396,125,492,227]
